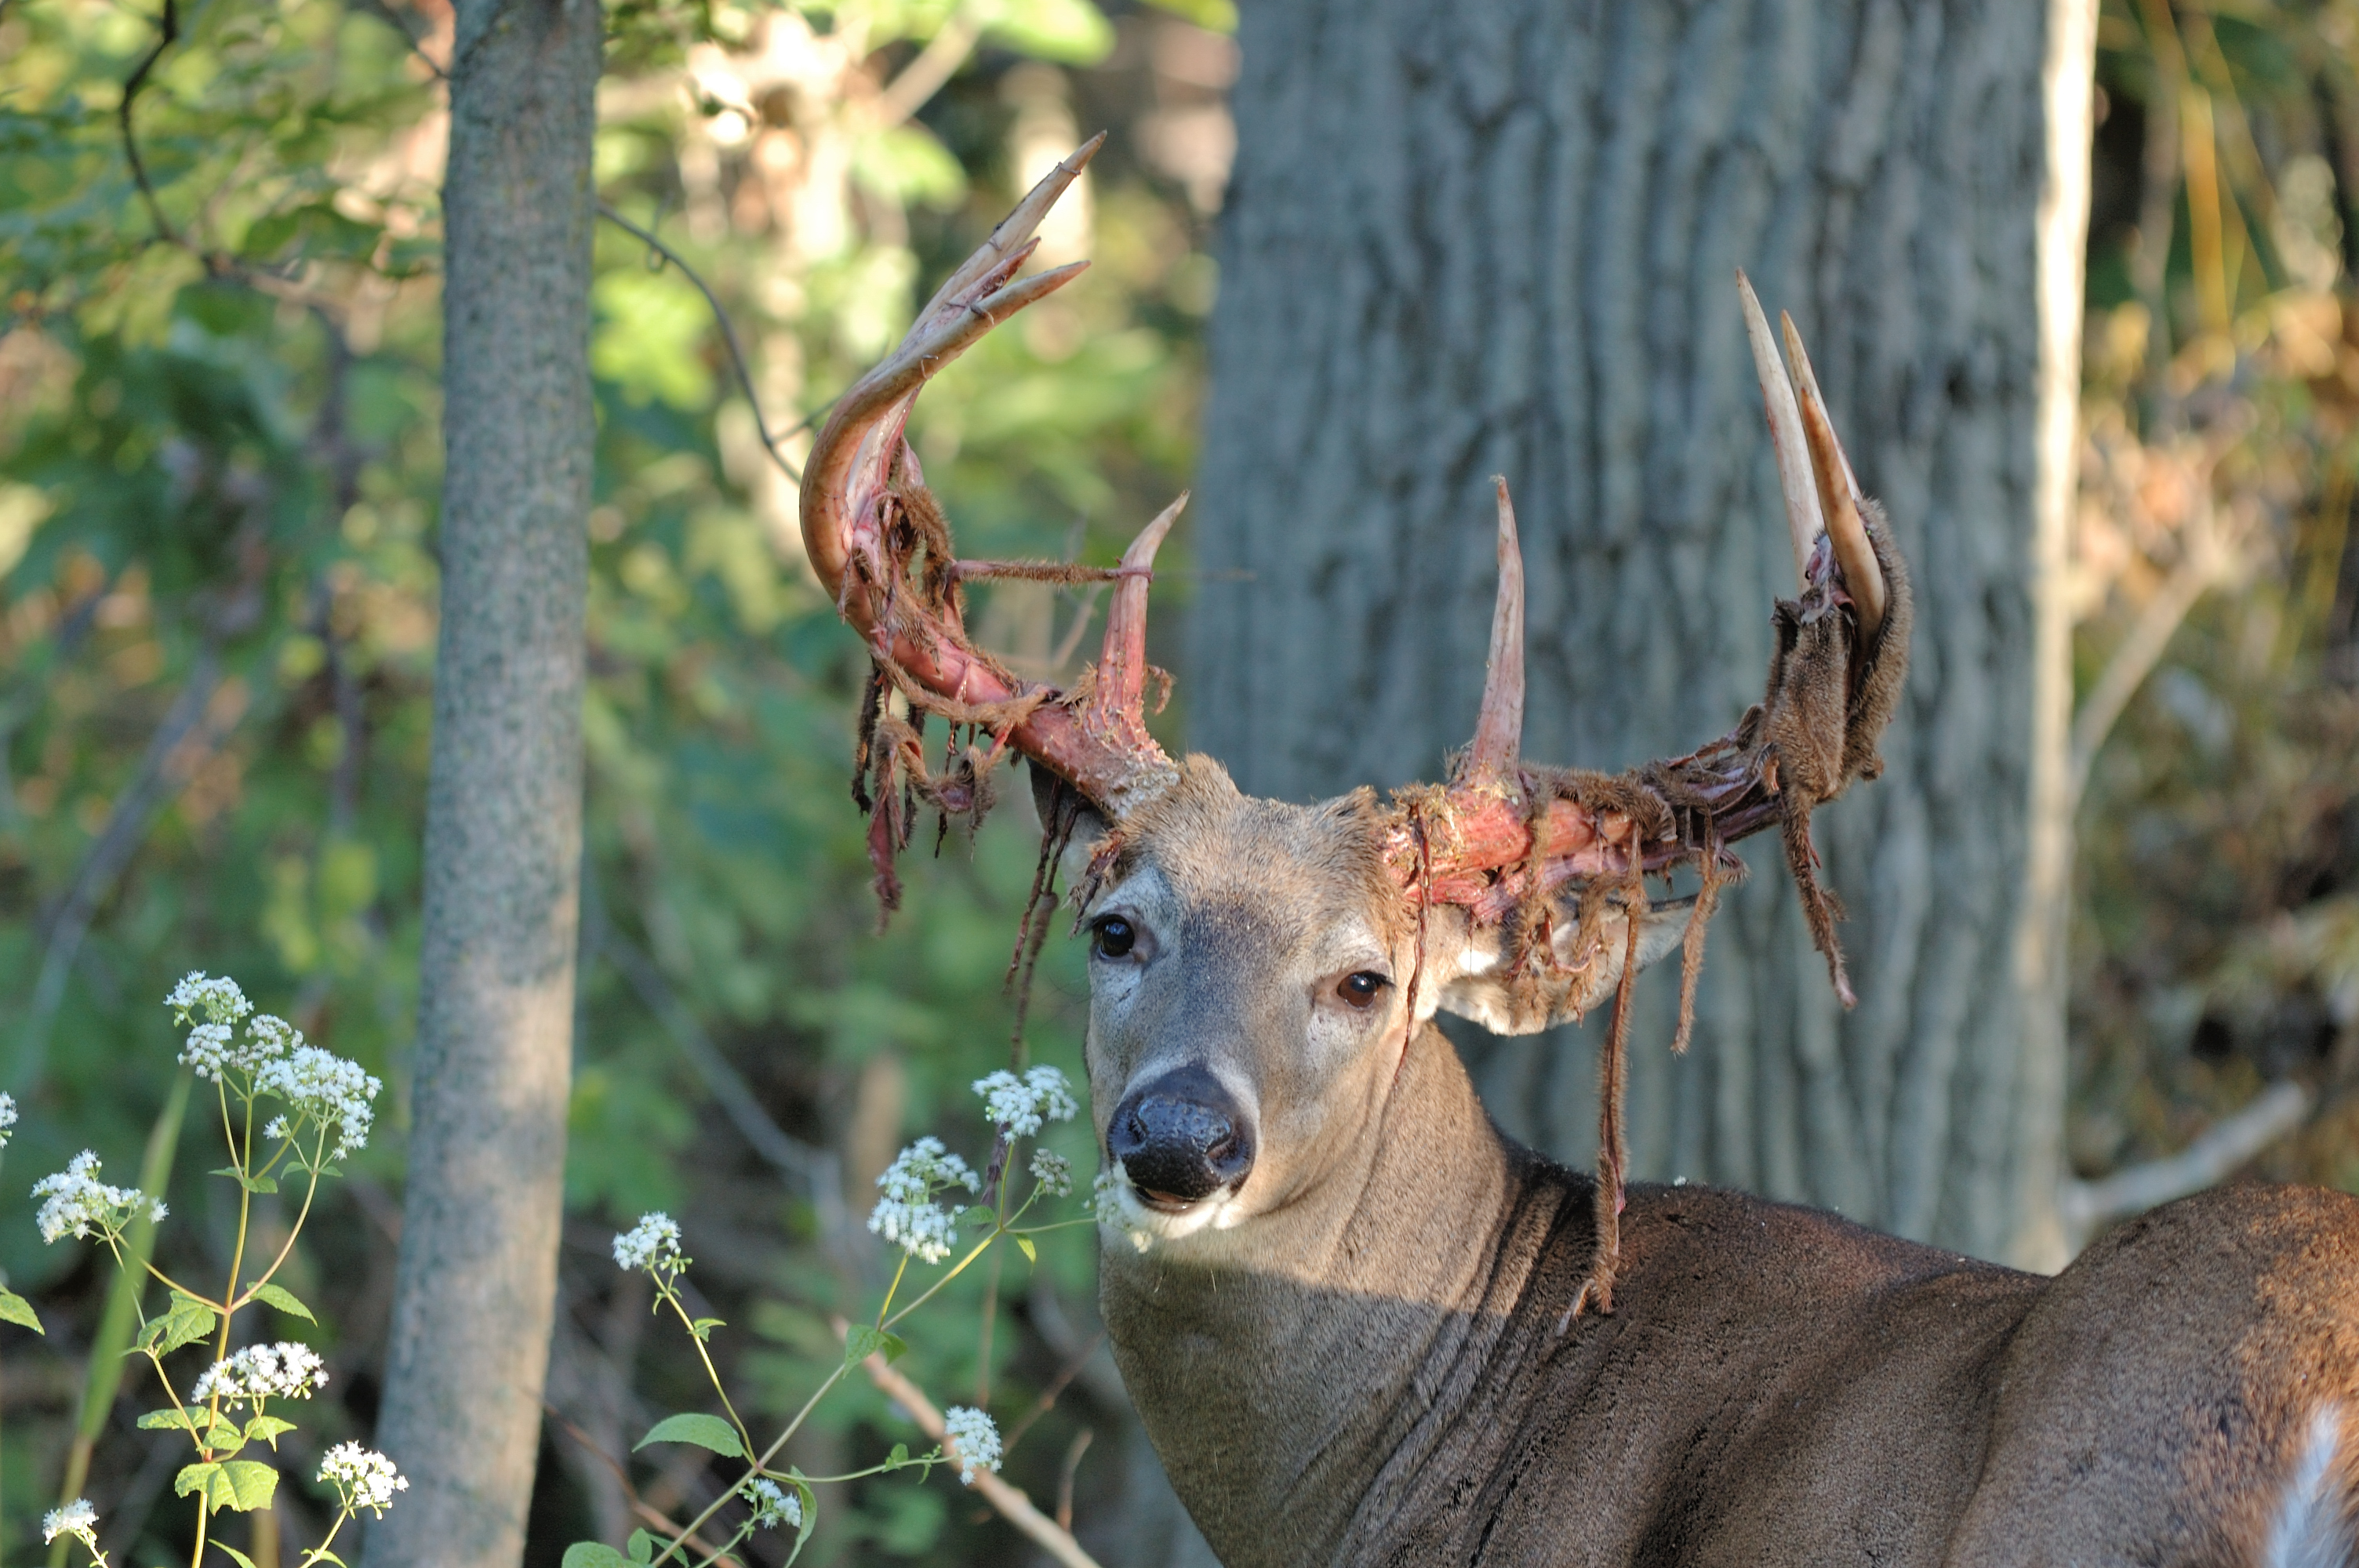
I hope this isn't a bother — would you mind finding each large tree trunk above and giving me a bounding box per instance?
[1190,0,2071,1265]
[364,0,598,1560]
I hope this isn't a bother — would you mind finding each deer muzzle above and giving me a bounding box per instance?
[1108,1065,1256,1209]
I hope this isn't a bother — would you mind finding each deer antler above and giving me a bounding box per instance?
[800,136,1187,909]
[1388,276,1914,1319]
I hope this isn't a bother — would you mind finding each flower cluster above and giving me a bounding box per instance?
[33,1152,165,1245]
[972,1065,1078,1138]
[42,1497,100,1552]
[612,1212,686,1276]
[318,1443,408,1515]
[0,1091,16,1151]
[1092,1167,1150,1250]
[742,1476,802,1530]
[868,1138,976,1265]
[1028,1149,1074,1197]
[165,972,252,1029]
[256,1044,382,1159]
[190,1341,329,1406]
[941,1406,1002,1483]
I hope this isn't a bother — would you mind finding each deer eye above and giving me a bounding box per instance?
[1336,971,1388,1010]
[1092,916,1136,960]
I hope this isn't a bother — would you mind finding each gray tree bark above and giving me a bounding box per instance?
[1190,0,2061,1264]
[364,0,598,1559]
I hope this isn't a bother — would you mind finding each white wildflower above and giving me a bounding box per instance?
[868,1138,975,1265]
[263,1116,290,1142]
[1092,1167,1152,1252]
[255,1045,381,1158]
[177,1012,300,1084]
[972,1065,1079,1138]
[318,1443,408,1515]
[165,972,250,1028]
[742,1476,801,1530]
[941,1406,1001,1483]
[190,1341,329,1406]
[42,1497,99,1553]
[0,1091,16,1150]
[1028,1149,1074,1197]
[612,1212,684,1274]
[32,1152,158,1244]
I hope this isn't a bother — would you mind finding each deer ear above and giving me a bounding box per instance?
[1030,760,1116,895]
[1430,897,1692,1036]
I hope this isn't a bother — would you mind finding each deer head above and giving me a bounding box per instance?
[800,140,1911,1314]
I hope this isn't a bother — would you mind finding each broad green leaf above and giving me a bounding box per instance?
[176,1461,220,1499]
[1015,1236,1038,1265]
[850,127,965,213]
[203,1459,280,1512]
[246,1282,315,1322]
[0,1287,44,1334]
[842,1323,907,1367]
[886,1442,910,1468]
[217,1546,261,1568]
[140,1407,237,1443]
[633,1413,743,1458]
[626,1528,658,1563]
[245,1414,296,1446]
[152,1292,219,1356]
[562,1545,631,1568]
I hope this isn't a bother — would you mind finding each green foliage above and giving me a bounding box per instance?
[0,0,1207,1552]
[634,1413,745,1458]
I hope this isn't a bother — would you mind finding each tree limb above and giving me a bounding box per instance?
[855,1342,1105,1568]
[2058,1080,2312,1250]
[119,0,182,246]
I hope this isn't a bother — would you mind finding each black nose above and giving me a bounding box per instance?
[1107,1065,1255,1207]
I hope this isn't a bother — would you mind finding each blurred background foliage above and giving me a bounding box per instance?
[6,0,2359,1560]
[2076,0,2359,1200]
[0,0,1234,1557]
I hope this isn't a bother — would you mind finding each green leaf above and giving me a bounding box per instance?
[1015,1236,1038,1265]
[688,1316,724,1341]
[632,1413,743,1458]
[626,1529,658,1563]
[140,1407,237,1444]
[842,1323,908,1367]
[984,0,1115,62]
[176,1461,220,1499]
[151,1291,219,1356]
[217,1547,261,1568]
[246,1282,315,1322]
[0,1286,45,1334]
[562,1546,632,1568]
[1140,0,1236,30]
[886,1442,910,1468]
[245,1414,296,1446]
[850,126,966,213]
[204,1459,280,1512]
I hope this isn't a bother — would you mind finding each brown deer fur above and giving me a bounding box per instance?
[1075,763,2359,1568]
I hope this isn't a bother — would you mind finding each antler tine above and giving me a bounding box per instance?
[1462,476,1526,784]
[1779,312,1887,639]
[1087,492,1187,723]
[1736,270,1823,589]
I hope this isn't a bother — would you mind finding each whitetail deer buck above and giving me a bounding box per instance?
[801,140,2359,1566]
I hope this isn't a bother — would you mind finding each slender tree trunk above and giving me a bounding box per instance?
[364,0,598,1559]
[1190,0,2067,1264]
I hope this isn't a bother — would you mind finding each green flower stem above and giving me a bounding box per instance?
[192,1079,259,1568]
[229,1129,325,1309]
[873,1251,912,1330]
[881,1230,1000,1333]
[49,1068,192,1568]
[293,1505,354,1567]
[645,1362,850,1568]
[685,1519,755,1568]
[659,1284,755,1461]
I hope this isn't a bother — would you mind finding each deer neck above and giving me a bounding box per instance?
[1099,1022,1576,1566]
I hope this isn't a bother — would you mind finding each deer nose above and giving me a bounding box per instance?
[1108,1065,1255,1207]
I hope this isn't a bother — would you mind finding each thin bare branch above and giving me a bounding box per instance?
[2066,493,2249,811]
[2059,1080,2311,1250]
[120,0,182,246]
[855,1344,1105,1568]
[594,203,831,484]
[872,3,985,128]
